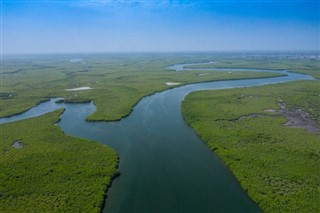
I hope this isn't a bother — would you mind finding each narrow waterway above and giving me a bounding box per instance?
[0,63,314,212]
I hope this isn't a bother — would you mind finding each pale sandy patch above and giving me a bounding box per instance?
[166,82,181,86]
[65,87,93,91]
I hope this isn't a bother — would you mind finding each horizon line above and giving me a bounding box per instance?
[3,50,320,56]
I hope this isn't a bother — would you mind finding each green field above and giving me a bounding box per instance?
[0,110,118,212]
[1,54,284,121]
[182,80,320,212]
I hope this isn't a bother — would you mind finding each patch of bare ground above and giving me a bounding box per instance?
[264,99,320,133]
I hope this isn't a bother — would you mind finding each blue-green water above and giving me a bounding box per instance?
[0,63,314,212]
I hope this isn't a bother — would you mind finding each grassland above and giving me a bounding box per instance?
[0,110,118,212]
[182,80,320,212]
[1,53,284,121]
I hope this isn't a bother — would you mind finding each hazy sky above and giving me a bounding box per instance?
[2,0,320,54]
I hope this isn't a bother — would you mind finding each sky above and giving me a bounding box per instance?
[1,0,320,54]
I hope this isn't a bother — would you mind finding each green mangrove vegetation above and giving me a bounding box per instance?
[0,110,118,212]
[1,54,283,121]
[1,54,318,212]
[182,80,320,212]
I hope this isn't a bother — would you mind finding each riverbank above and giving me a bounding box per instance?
[85,72,286,122]
[182,80,320,212]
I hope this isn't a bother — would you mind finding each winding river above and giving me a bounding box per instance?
[1,63,314,212]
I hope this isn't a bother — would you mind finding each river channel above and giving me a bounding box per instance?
[0,63,314,212]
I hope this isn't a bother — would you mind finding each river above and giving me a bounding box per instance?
[0,63,314,212]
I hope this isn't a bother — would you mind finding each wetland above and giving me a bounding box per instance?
[1,53,319,212]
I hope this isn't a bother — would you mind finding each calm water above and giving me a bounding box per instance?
[1,63,314,212]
